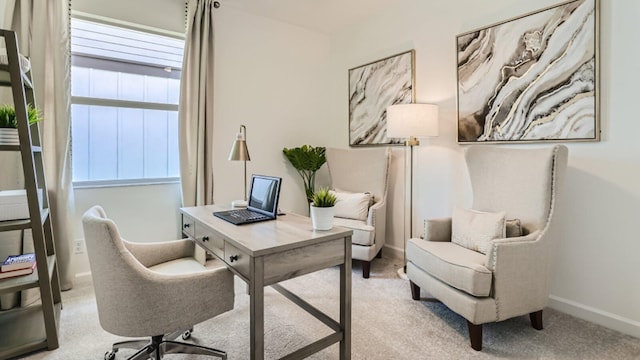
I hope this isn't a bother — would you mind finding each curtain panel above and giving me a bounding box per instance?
[1,0,75,294]
[179,0,216,208]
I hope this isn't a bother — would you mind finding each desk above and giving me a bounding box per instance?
[180,205,353,360]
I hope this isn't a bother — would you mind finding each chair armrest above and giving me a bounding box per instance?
[123,238,196,268]
[367,198,387,248]
[484,230,551,320]
[367,198,385,226]
[114,254,235,334]
[422,217,452,241]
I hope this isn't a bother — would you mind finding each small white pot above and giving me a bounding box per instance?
[310,205,334,231]
[0,128,19,145]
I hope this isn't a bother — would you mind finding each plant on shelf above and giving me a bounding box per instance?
[311,187,337,207]
[282,145,326,204]
[0,103,43,128]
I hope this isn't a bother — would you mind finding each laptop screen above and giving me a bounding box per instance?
[247,175,282,217]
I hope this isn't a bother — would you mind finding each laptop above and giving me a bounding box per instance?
[214,175,282,225]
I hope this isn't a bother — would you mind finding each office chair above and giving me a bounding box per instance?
[82,206,234,360]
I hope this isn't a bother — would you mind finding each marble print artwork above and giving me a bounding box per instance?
[457,0,598,142]
[349,50,413,146]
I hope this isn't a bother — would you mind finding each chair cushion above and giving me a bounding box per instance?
[148,257,206,275]
[506,218,523,238]
[452,207,506,254]
[333,217,375,246]
[407,238,492,297]
[330,189,372,221]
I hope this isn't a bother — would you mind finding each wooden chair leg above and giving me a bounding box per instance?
[375,249,382,258]
[409,281,420,300]
[362,260,370,278]
[467,321,483,351]
[530,310,543,330]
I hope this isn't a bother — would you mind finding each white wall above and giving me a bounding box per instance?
[328,0,640,338]
[211,7,332,215]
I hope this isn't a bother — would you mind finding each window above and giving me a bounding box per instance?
[71,18,184,186]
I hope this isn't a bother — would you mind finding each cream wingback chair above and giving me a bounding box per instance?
[326,147,390,278]
[406,145,568,351]
[82,206,234,360]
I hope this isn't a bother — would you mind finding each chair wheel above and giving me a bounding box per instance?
[105,351,116,360]
[182,329,191,340]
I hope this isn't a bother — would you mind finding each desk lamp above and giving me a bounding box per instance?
[228,125,251,208]
[386,103,439,278]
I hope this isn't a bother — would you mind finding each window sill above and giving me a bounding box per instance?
[73,177,180,189]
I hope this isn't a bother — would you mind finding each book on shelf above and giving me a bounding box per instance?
[1,253,36,272]
[0,261,36,279]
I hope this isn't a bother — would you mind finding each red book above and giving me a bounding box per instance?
[0,262,37,279]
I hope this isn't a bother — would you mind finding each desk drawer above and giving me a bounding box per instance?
[195,227,224,259]
[224,242,249,279]
[181,215,195,238]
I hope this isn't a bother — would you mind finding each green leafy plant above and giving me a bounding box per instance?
[0,104,43,129]
[282,145,326,203]
[311,187,337,208]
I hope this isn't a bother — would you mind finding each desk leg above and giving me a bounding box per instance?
[340,235,352,360]
[250,257,265,360]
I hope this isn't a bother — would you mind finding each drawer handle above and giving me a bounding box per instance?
[183,223,190,228]
[229,255,239,262]
[202,236,209,242]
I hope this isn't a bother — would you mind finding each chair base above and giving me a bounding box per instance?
[107,331,226,360]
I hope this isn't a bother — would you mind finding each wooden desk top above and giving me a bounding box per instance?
[180,205,352,257]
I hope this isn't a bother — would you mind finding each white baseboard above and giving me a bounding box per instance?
[548,294,640,339]
[382,244,403,261]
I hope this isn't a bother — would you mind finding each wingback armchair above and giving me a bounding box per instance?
[326,147,390,278]
[406,145,568,351]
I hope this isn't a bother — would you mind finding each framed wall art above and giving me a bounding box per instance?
[348,50,415,146]
[456,0,599,143]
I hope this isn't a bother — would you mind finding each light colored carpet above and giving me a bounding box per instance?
[20,256,640,359]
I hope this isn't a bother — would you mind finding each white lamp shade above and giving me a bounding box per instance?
[386,103,439,138]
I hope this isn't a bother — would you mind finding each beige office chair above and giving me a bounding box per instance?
[326,147,391,278]
[406,145,568,351]
[82,206,234,360]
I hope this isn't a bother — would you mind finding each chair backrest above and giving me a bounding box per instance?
[326,147,391,205]
[81,205,151,336]
[465,145,568,233]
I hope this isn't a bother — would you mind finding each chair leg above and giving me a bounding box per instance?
[162,340,227,359]
[376,249,382,258]
[530,310,544,330]
[409,281,420,300]
[362,260,370,278]
[467,321,483,351]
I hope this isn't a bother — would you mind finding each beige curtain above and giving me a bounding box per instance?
[2,0,75,291]
[179,0,216,208]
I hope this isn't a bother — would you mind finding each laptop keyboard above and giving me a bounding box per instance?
[229,209,268,221]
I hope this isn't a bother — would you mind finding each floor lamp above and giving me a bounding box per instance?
[386,104,439,279]
[228,125,251,208]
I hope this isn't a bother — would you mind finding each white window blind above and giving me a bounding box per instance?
[71,18,184,186]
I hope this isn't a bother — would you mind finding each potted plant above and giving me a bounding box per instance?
[310,187,337,230]
[282,145,326,205]
[0,104,43,145]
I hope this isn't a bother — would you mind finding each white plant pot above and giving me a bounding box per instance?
[310,205,334,231]
[0,128,19,145]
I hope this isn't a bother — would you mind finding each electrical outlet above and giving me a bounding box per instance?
[74,239,85,254]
